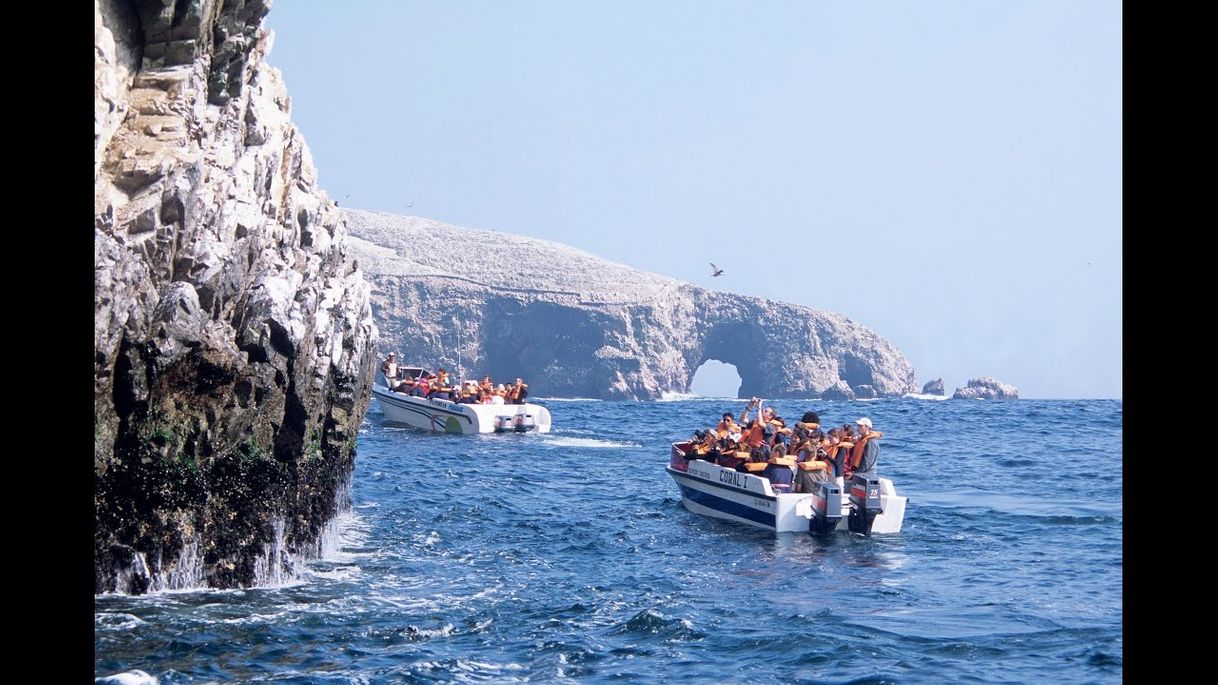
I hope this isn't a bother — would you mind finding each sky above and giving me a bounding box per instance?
[264,1,1121,400]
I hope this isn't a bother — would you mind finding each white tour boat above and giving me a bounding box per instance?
[373,367,552,434]
[665,441,907,534]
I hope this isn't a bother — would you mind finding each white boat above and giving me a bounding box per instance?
[373,367,552,434]
[665,441,907,534]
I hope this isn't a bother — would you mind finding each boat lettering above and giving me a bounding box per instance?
[753,498,771,509]
[719,470,749,488]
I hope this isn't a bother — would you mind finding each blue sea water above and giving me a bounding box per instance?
[95,398,1122,684]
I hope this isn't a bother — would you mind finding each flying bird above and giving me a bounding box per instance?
[710,262,724,277]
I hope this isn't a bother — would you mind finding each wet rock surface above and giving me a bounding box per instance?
[95,0,376,593]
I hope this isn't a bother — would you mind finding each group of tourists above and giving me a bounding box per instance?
[684,397,881,493]
[380,352,530,405]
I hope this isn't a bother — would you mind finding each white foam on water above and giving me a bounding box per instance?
[105,586,250,599]
[306,565,364,581]
[94,669,158,685]
[659,393,743,402]
[902,392,950,401]
[542,436,638,448]
[373,594,446,612]
[95,613,146,631]
[534,397,602,402]
[412,659,526,678]
[216,607,302,625]
[252,670,371,685]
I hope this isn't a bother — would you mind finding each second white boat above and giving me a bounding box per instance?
[372,381,552,434]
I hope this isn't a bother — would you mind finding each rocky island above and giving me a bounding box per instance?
[952,377,1020,400]
[344,209,918,400]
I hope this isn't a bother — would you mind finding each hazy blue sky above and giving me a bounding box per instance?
[265,1,1121,399]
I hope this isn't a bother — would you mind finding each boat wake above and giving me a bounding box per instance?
[541,436,639,449]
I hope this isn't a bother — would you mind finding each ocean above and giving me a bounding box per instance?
[95,397,1122,684]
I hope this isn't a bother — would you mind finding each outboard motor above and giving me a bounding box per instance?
[494,416,512,433]
[514,414,535,433]
[808,480,843,535]
[848,473,884,534]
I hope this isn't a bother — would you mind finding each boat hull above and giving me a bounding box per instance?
[667,443,907,534]
[373,384,552,434]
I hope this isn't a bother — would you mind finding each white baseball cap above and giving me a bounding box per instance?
[856,417,873,428]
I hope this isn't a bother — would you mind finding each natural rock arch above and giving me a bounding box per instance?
[346,210,916,400]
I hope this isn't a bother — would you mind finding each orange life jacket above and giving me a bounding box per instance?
[849,434,879,468]
[742,424,764,448]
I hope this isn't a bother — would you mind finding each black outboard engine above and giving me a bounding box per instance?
[848,473,884,534]
[808,480,843,535]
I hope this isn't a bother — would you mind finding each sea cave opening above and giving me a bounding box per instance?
[689,360,742,398]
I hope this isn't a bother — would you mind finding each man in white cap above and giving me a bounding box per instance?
[380,352,401,391]
[848,417,882,475]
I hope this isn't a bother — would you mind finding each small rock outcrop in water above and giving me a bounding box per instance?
[95,0,376,593]
[853,385,878,399]
[343,209,917,400]
[922,378,945,395]
[952,377,1019,400]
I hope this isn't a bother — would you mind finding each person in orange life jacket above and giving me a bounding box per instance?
[737,398,768,460]
[687,429,718,460]
[791,411,820,444]
[508,377,529,404]
[761,407,792,448]
[490,384,507,405]
[429,368,455,400]
[793,438,830,493]
[741,418,769,461]
[410,372,433,397]
[817,428,845,487]
[715,411,739,438]
[762,443,796,492]
[847,417,883,476]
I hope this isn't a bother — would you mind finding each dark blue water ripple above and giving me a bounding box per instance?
[96,398,1122,684]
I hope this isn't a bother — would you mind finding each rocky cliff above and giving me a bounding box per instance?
[94,0,376,593]
[343,210,916,400]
